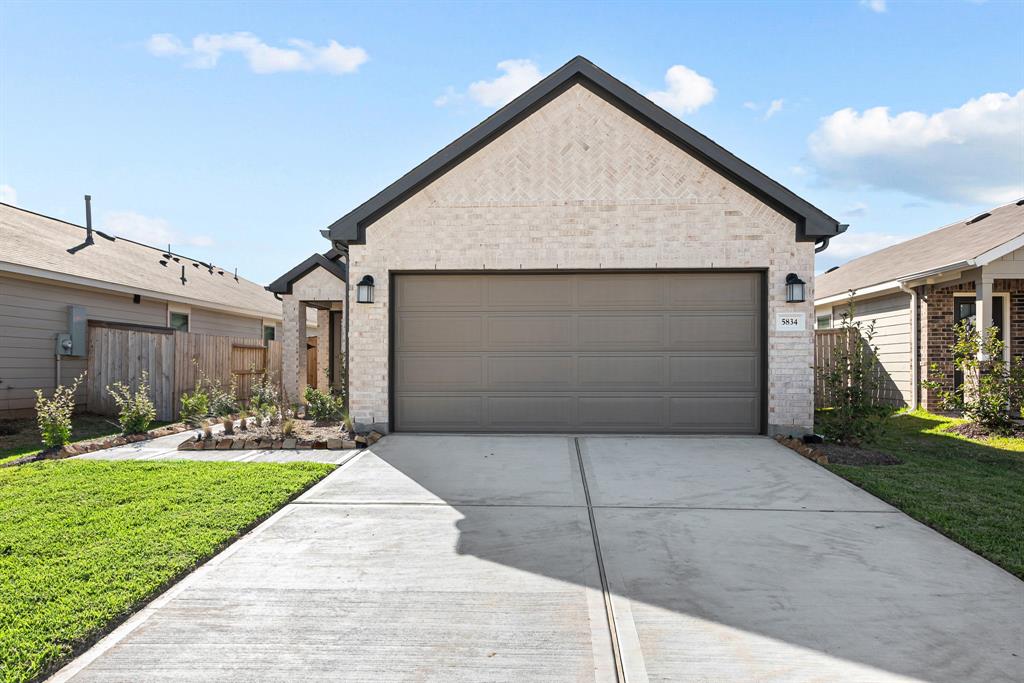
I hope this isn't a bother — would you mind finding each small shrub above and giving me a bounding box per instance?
[192,361,238,417]
[106,371,157,434]
[248,369,280,419]
[34,373,85,448]
[179,390,209,427]
[816,295,892,445]
[202,424,213,440]
[342,411,354,433]
[281,419,295,436]
[222,417,234,435]
[304,386,346,423]
[922,320,1024,433]
[238,411,248,431]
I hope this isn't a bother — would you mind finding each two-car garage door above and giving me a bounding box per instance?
[392,272,764,433]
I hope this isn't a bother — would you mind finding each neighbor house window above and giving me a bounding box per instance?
[169,312,189,332]
[816,314,832,330]
[263,325,276,341]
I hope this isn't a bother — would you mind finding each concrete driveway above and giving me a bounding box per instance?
[54,435,1023,682]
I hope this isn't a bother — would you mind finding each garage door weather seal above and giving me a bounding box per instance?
[575,437,626,682]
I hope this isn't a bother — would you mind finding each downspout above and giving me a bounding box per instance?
[899,281,919,411]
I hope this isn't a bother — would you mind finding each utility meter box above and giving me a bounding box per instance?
[56,333,74,356]
[68,305,87,356]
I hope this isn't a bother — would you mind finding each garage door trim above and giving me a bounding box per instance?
[387,269,769,434]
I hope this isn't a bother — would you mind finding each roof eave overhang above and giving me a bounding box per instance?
[325,56,842,247]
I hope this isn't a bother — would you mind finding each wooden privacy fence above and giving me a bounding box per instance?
[814,328,900,408]
[86,322,282,421]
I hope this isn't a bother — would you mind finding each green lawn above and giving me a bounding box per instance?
[823,410,1024,579]
[0,459,333,683]
[0,414,171,465]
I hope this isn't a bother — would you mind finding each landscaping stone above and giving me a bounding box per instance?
[258,439,273,449]
[272,440,283,449]
[231,440,246,450]
[327,438,343,449]
[193,440,205,450]
[283,438,297,449]
[313,440,328,449]
[355,435,368,446]
[341,439,356,449]
[244,439,257,449]
[368,431,383,444]
[215,440,232,450]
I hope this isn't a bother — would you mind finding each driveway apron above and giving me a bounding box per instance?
[53,434,1024,682]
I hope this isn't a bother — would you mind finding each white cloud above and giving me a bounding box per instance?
[467,59,543,108]
[860,0,887,12]
[742,101,758,110]
[809,89,1024,204]
[146,32,368,75]
[790,165,809,176]
[826,231,909,259]
[647,65,716,116]
[435,59,544,109]
[103,210,213,249]
[764,98,785,119]
[0,184,16,205]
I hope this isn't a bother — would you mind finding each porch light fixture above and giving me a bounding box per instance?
[356,275,375,304]
[785,273,806,303]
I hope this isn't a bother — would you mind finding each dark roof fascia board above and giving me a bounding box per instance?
[325,56,842,245]
[266,253,348,295]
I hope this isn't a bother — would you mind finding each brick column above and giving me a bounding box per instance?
[282,296,307,407]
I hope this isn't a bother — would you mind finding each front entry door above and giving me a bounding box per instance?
[953,295,1004,391]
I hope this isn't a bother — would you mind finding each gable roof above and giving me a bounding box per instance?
[816,199,1024,300]
[266,250,348,295]
[0,202,284,320]
[325,55,844,245]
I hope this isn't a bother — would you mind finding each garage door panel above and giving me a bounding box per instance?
[668,355,758,391]
[393,273,763,433]
[396,355,483,391]
[487,356,575,388]
[577,275,665,308]
[397,396,483,430]
[579,396,666,427]
[396,275,485,309]
[487,276,574,308]
[578,355,665,388]
[668,273,758,310]
[668,314,758,350]
[487,316,573,348]
[399,315,483,349]
[577,315,665,347]
[669,396,759,433]
[488,396,574,428]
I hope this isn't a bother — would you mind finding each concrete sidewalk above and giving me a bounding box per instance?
[53,435,1024,682]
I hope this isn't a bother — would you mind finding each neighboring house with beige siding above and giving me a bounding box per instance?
[0,201,302,415]
[815,199,1024,410]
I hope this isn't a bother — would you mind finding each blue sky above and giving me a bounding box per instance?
[1,0,1021,283]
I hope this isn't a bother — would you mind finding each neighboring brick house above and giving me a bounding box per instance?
[815,199,1024,410]
[274,56,845,434]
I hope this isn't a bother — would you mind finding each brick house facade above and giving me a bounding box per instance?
[278,57,845,434]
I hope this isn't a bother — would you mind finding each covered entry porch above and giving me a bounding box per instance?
[266,251,348,406]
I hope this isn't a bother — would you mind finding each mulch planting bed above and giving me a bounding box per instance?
[179,418,382,451]
[774,434,902,466]
[944,421,1024,440]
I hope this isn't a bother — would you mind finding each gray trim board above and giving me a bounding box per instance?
[326,56,843,245]
[266,252,348,295]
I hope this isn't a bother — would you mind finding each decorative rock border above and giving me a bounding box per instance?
[774,434,829,465]
[178,430,383,452]
[3,422,193,467]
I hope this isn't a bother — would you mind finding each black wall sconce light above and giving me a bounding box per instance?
[356,275,375,304]
[785,273,806,303]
